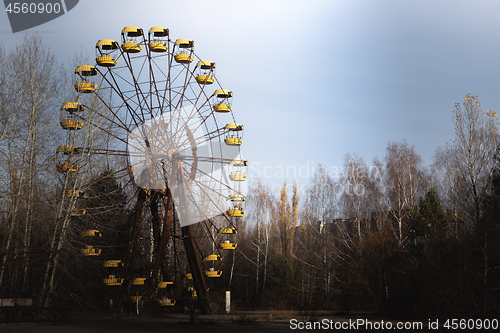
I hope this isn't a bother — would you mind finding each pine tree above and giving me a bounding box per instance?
[83,168,130,258]
[409,187,449,242]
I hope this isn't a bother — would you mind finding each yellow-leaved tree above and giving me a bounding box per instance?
[277,181,300,261]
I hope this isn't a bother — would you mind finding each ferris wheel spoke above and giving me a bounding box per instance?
[79,92,132,134]
[181,89,235,146]
[185,178,227,211]
[146,56,167,118]
[181,177,227,225]
[164,91,192,142]
[187,107,219,142]
[191,127,229,150]
[125,138,153,156]
[173,63,197,112]
[188,185,235,230]
[104,70,137,93]
[200,221,224,257]
[183,76,211,110]
[96,68,145,127]
[181,156,233,165]
[175,128,231,157]
[88,148,129,156]
[163,69,185,109]
[121,50,153,122]
[180,158,234,193]
[148,53,174,113]
[173,98,215,149]
[170,103,216,152]
[65,106,114,136]
[81,113,130,142]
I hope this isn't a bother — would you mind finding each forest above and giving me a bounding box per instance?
[0,35,499,320]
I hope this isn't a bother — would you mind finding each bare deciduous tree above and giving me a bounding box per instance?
[340,153,377,239]
[383,141,427,244]
[0,34,61,293]
[434,94,499,229]
[299,165,340,308]
[245,178,276,302]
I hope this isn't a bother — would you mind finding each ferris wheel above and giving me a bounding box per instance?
[55,26,247,312]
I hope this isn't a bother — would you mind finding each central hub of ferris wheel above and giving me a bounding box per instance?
[167,148,176,161]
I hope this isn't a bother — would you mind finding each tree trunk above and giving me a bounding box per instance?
[0,122,31,287]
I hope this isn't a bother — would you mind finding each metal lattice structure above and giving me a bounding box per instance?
[55,26,247,312]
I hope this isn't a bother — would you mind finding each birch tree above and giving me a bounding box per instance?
[245,178,276,302]
[433,94,500,316]
[383,141,427,244]
[39,52,114,305]
[0,34,61,294]
[340,153,377,240]
[434,94,499,229]
[299,165,339,308]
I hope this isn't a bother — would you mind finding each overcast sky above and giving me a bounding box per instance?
[2,0,500,196]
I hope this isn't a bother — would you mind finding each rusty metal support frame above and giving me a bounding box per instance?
[115,130,210,311]
[182,224,210,313]
[143,189,173,303]
[119,189,147,288]
[175,160,210,313]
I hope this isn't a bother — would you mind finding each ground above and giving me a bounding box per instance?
[0,313,291,332]
[0,311,471,332]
